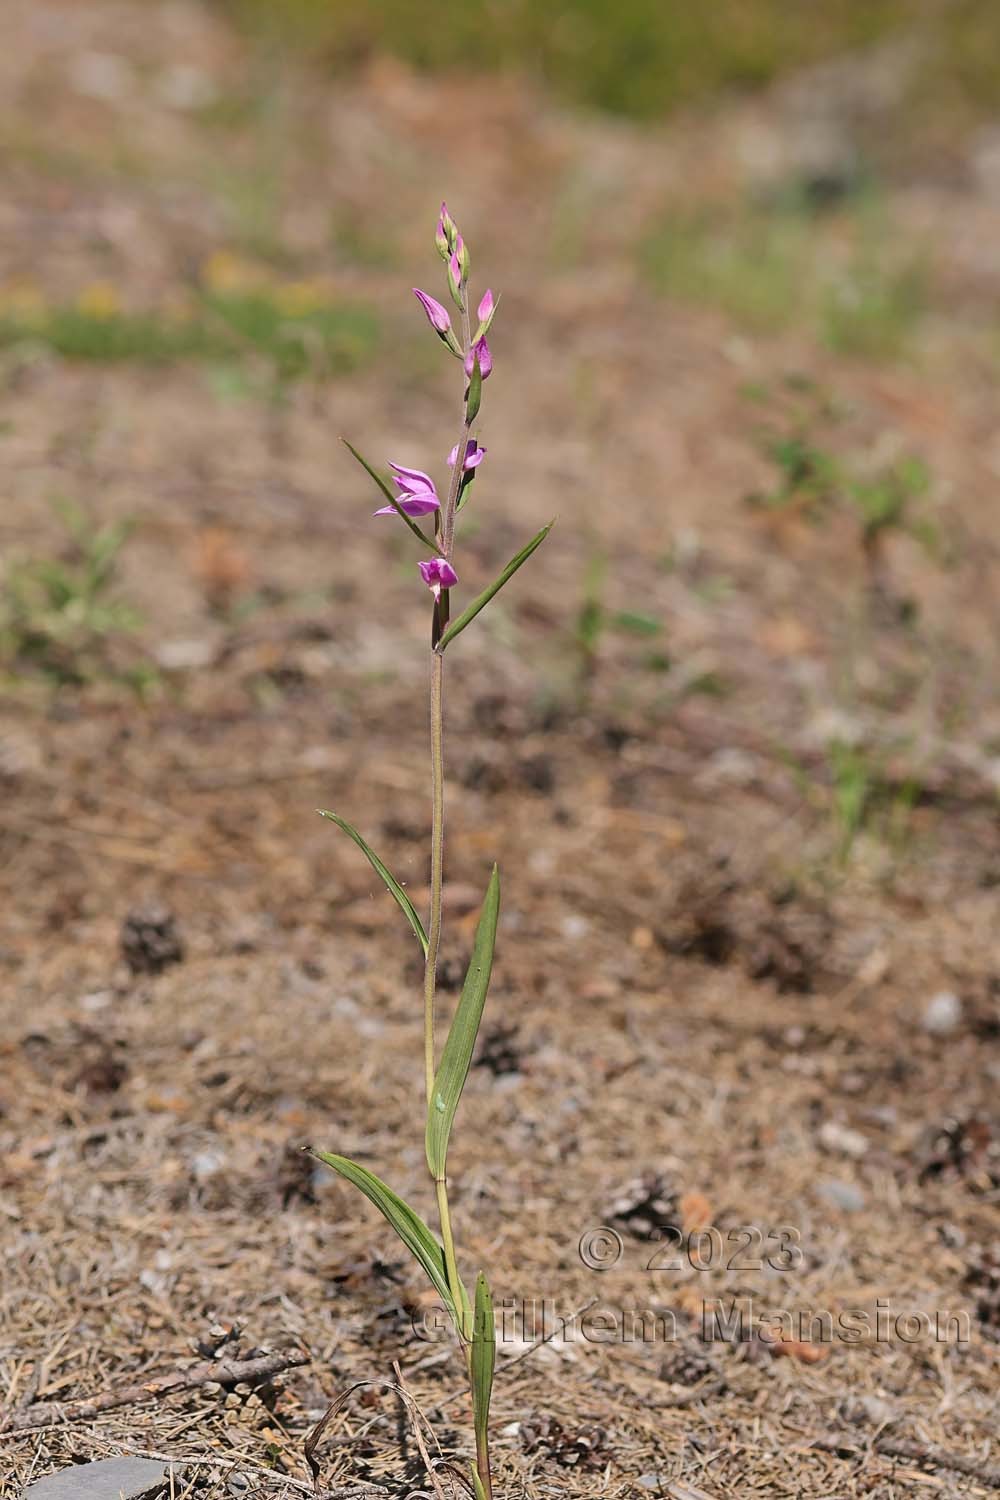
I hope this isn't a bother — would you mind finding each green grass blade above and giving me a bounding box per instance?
[471,1271,496,1451]
[310,1151,465,1324]
[426,866,500,1180]
[437,523,552,651]
[319,810,428,955]
[342,439,445,555]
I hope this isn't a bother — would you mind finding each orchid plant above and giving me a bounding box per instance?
[312,204,551,1500]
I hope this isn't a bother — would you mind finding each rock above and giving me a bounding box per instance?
[818,1120,869,1159]
[922,991,962,1035]
[23,1458,168,1500]
[817,1178,865,1213]
[155,637,216,671]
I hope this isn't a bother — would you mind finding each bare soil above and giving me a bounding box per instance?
[1,4,998,1497]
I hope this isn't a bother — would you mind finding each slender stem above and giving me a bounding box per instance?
[435,1179,467,1344]
[424,651,445,1106]
[423,281,493,1498]
[475,1429,494,1500]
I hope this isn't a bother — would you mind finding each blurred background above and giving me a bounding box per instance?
[2,3,999,1496]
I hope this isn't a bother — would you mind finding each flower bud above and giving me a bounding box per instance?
[413,287,463,355]
[413,287,451,334]
[447,253,465,312]
[438,202,458,253]
[473,288,497,342]
[464,336,492,382]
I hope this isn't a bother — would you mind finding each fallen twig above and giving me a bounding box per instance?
[812,1432,1000,1487]
[0,1349,308,1434]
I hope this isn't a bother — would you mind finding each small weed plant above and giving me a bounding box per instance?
[0,501,147,688]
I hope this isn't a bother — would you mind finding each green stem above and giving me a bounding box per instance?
[475,1432,494,1500]
[435,1178,468,1345]
[424,650,444,1107]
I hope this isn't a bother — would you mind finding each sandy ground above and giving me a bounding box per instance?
[1,4,998,1497]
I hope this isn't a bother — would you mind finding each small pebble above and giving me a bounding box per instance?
[817,1178,866,1213]
[191,1150,225,1180]
[818,1120,869,1159]
[155,637,216,671]
[922,990,962,1035]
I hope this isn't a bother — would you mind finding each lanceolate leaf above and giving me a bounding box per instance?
[471,1271,496,1453]
[319,810,428,955]
[426,866,500,1180]
[342,439,445,556]
[466,356,483,424]
[310,1152,465,1324]
[437,524,553,651]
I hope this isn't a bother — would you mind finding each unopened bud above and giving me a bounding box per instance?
[438,201,458,253]
[464,336,492,383]
[473,288,497,342]
[447,252,465,311]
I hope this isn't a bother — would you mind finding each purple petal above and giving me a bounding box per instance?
[374,494,440,518]
[477,289,494,323]
[389,463,438,495]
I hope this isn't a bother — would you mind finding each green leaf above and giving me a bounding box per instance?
[613,610,662,637]
[319,810,428,955]
[426,865,500,1180]
[471,1271,496,1454]
[342,439,444,556]
[437,523,553,652]
[466,355,483,423]
[310,1151,466,1325]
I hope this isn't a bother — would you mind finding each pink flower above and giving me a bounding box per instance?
[477,290,494,324]
[448,440,487,471]
[374,463,441,518]
[419,557,458,598]
[412,288,452,335]
[464,337,492,381]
